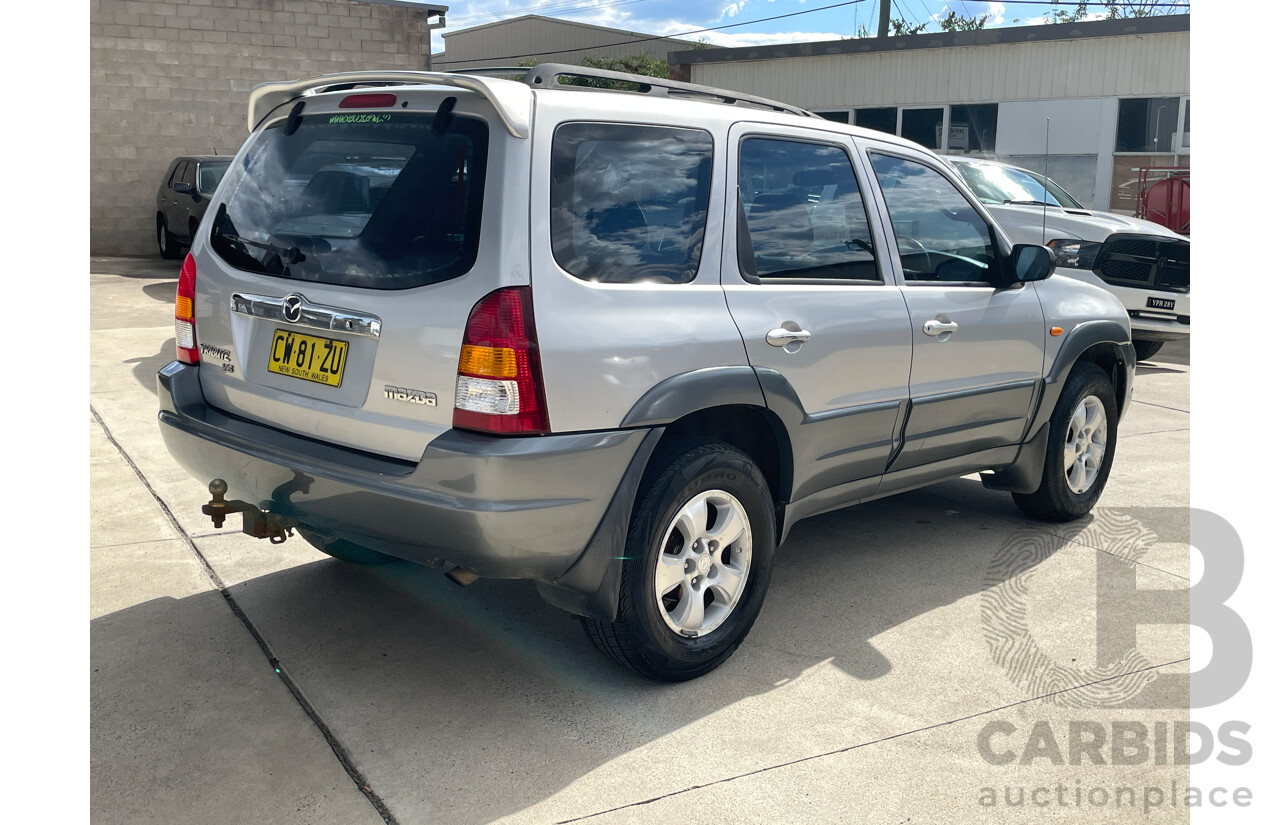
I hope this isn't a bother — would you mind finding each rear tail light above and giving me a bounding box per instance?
[452,287,549,435]
[175,253,199,364]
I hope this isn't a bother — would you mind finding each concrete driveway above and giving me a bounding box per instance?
[91,257,1192,824]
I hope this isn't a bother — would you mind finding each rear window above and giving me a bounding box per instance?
[550,123,713,284]
[210,111,488,290]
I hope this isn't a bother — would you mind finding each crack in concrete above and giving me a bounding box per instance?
[90,404,399,825]
[557,657,1190,823]
[1122,427,1192,437]
[1132,399,1190,414]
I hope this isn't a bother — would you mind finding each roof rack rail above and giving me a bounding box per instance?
[444,66,534,77]
[246,70,533,138]
[521,63,815,119]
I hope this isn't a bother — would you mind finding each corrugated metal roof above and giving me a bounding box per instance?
[686,26,1189,109]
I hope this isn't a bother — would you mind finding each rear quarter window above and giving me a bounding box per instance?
[550,123,714,284]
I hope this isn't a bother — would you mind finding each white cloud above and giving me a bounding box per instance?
[692,29,847,47]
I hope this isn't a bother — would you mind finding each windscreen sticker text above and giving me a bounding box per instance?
[328,113,393,125]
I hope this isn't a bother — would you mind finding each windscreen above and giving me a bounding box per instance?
[211,111,488,289]
[952,161,1082,209]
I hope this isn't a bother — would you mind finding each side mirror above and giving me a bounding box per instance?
[173,182,195,196]
[1011,243,1054,283]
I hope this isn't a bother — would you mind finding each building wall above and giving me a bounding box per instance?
[685,31,1189,110]
[683,26,1189,213]
[91,0,433,256]
[438,15,697,70]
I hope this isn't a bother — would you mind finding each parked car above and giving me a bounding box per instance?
[944,156,1188,361]
[154,155,231,259]
[158,64,1135,680]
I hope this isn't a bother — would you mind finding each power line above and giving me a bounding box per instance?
[435,0,876,65]
[436,0,1191,66]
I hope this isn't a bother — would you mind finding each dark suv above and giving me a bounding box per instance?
[154,156,231,259]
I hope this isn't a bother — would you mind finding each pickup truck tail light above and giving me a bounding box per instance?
[452,287,549,435]
[175,253,199,364]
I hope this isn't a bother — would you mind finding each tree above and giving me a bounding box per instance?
[889,18,929,36]
[938,11,988,31]
[1048,1,1172,24]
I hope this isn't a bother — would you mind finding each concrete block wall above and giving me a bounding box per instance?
[91,0,432,256]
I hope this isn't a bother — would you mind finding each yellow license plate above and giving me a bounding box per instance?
[267,329,348,387]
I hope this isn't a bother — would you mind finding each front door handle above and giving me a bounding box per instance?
[923,320,959,337]
[766,327,812,347]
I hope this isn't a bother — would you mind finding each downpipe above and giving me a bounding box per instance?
[201,479,298,544]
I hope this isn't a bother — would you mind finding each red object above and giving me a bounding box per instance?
[338,93,397,109]
[453,287,550,435]
[175,253,199,364]
[1135,168,1190,235]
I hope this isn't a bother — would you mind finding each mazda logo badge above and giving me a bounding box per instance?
[282,294,303,323]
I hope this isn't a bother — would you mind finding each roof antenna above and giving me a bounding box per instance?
[1042,117,1050,246]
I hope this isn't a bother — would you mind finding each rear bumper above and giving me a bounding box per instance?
[157,361,651,584]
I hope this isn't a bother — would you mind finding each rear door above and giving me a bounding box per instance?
[721,123,913,502]
[163,161,189,230]
[858,142,1046,472]
[191,92,526,461]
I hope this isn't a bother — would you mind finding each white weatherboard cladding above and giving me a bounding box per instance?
[688,32,1189,110]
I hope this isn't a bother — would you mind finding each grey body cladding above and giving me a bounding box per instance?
[616,361,1095,545]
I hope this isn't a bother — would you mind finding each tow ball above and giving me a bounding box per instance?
[201,479,297,545]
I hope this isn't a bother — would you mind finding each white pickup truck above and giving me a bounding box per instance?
[945,156,1189,361]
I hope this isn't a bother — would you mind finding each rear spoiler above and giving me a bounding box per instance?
[246,70,533,138]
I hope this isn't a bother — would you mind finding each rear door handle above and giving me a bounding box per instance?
[923,320,959,337]
[766,327,812,347]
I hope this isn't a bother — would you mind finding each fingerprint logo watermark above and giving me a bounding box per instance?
[981,509,1164,707]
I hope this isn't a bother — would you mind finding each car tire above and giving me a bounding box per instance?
[1012,362,1118,523]
[579,439,775,681]
[157,215,182,260]
[298,529,397,565]
[1133,340,1164,362]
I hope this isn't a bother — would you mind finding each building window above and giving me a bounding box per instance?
[1115,97,1181,153]
[855,107,897,135]
[815,110,849,124]
[947,104,998,154]
[901,108,944,150]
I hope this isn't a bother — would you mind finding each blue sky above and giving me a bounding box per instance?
[430,1,1188,51]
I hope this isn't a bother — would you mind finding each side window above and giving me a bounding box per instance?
[738,138,879,281]
[868,153,997,285]
[550,123,713,284]
[168,161,188,189]
[181,161,197,188]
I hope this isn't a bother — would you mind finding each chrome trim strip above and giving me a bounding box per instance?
[231,292,382,338]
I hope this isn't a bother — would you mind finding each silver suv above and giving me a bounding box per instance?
[158,64,1135,681]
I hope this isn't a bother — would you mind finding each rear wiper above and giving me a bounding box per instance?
[210,206,306,267]
[216,231,306,265]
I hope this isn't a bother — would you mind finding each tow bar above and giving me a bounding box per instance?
[201,479,297,544]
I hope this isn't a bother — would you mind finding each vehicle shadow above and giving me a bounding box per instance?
[91,484,1104,824]
[127,338,175,396]
[142,281,178,303]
